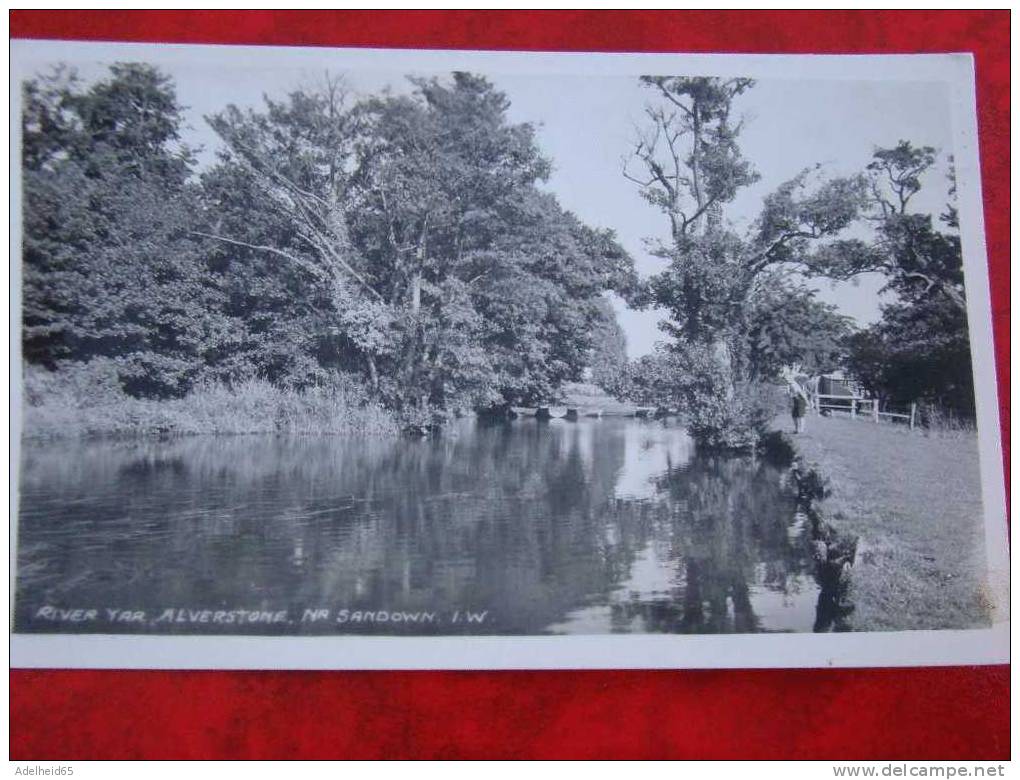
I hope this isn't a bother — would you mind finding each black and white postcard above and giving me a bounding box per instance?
[9,41,1009,669]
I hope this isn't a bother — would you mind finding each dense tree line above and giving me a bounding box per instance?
[22,64,223,398]
[21,64,975,439]
[22,64,637,427]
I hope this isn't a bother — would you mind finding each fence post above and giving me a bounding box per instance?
[909,402,916,430]
[851,399,856,419]
[873,399,879,423]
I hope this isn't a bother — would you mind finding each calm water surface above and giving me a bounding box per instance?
[15,418,821,635]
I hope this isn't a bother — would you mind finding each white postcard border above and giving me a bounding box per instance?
[8,40,1010,670]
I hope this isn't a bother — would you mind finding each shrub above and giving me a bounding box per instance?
[22,361,399,439]
[684,382,783,451]
[628,342,786,451]
[918,402,977,437]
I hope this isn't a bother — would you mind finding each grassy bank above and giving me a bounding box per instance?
[783,414,992,631]
[23,372,400,439]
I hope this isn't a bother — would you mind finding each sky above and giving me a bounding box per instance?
[51,56,956,357]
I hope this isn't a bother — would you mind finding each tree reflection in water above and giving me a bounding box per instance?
[15,418,819,635]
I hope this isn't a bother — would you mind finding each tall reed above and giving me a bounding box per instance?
[22,365,400,439]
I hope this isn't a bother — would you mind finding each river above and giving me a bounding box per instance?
[14,417,822,635]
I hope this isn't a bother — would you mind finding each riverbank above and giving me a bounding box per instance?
[782,414,991,631]
[20,373,639,439]
[22,374,400,439]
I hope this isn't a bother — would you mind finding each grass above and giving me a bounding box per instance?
[783,413,995,631]
[23,373,400,439]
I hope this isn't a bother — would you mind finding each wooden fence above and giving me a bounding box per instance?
[815,394,917,430]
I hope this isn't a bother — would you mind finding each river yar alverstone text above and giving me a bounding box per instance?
[32,606,489,628]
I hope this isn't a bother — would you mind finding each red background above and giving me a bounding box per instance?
[9,10,1010,760]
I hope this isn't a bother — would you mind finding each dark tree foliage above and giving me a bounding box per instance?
[742,273,853,381]
[22,64,229,398]
[847,298,974,418]
[828,142,974,418]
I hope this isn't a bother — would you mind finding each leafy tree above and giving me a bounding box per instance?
[202,73,637,420]
[349,73,558,413]
[587,298,629,394]
[470,189,637,408]
[742,273,853,380]
[21,63,228,397]
[621,347,687,408]
[624,76,866,446]
[820,141,974,419]
[198,77,373,389]
[626,78,866,358]
[619,344,783,449]
[807,141,965,311]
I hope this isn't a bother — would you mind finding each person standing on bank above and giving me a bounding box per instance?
[791,387,808,434]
